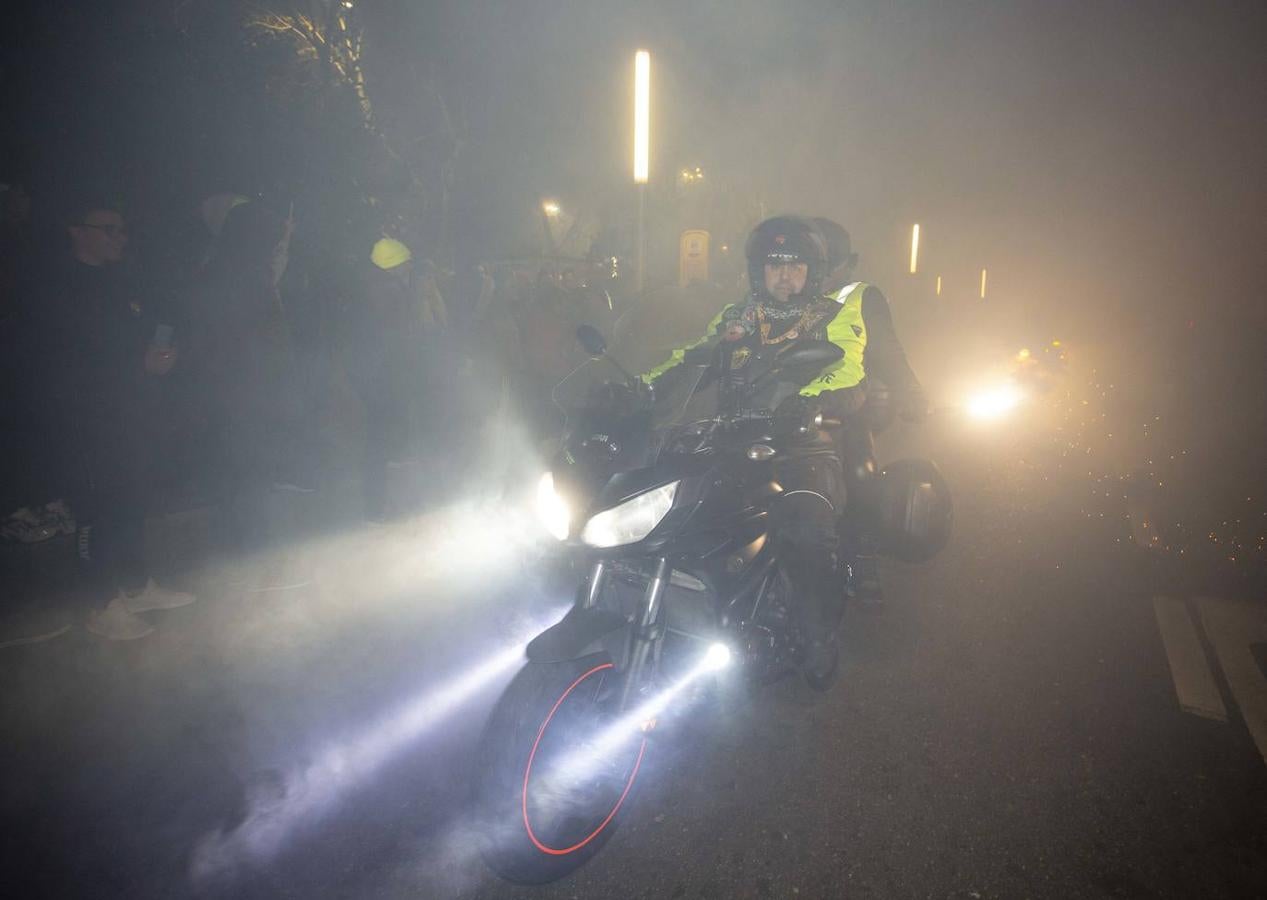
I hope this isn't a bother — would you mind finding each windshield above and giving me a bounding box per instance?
[551,325,833,474]
[650,365,714,431]
[548,360,715,472]
[554,331,827,462]
[656,340,804,424]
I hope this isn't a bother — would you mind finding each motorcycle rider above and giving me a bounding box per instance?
[645,216,927,610]
[642,216,848,674]
[810,217,927,605]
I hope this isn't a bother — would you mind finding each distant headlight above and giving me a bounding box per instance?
[536,472,571,541]
[965,383,1023,421]
[581,481,679,549]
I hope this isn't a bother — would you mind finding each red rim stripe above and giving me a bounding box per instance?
[521,662,647,856]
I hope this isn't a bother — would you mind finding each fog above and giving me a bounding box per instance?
[3,2,1266,896]
[440,0,1267,326]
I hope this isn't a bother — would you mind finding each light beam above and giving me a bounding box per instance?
[191,609,567,882]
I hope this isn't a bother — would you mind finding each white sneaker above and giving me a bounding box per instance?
[86,595,155,640]
[123,578,197,613]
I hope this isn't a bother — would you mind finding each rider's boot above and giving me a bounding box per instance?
[846,534,884,608]
[803,634,840,691]
[804,636,835,674]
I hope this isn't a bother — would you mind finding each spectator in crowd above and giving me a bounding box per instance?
[471,262,497,327]
[0,182,53,540]
[411,257,454,471]
[343,237,426,522]
[445,263,526,470]
[514,266,581,434]
[186,200,307,580]
[186,193,251,280]
[565,260,616,336]
[415,258,450,336]
[29,200,195,639]
[473,263,523,375]
[274,203,333,497]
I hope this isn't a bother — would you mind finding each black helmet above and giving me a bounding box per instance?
[810,217,858,275]
[744,215,828,302]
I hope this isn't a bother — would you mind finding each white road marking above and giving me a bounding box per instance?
[1153,596,1228,722]
[1198,597,1267,766]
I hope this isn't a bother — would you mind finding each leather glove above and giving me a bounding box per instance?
[818,385,866,420]
[596,381,639,413]
[775,394,822,433]
[898,387,929,424]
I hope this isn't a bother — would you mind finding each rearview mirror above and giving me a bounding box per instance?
[576,324,607,357]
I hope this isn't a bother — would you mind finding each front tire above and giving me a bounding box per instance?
[473,654,646,883]
[803,641,841,691]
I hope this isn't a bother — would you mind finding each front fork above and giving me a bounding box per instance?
[580,557,669,713]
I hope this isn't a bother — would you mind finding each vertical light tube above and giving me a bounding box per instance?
[633,50,650,185]
[909,223,920,274]
[935,275,942,296]
[634,50,650,294]
[980,268,988,299]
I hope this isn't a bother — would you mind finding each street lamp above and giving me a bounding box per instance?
[634,51,650,185]
[909,223,920,275]
[633,49,650,294]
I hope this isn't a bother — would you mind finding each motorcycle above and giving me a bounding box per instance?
[472,324,881,883]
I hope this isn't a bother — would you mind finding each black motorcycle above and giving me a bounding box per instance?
[473,326,946,883]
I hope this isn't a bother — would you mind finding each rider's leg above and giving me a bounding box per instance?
[835,421,884,605]
[773,446,844,663]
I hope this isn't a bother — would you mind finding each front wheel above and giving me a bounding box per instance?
[473,654,647,883]
[802,640,841,691]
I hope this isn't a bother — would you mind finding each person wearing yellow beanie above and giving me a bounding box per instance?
[353,236,424,521]
[371,237,412,271]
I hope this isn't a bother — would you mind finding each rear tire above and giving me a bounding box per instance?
[473,654,645,883]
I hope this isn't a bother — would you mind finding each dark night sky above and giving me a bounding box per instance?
[429,0,1267,334]
[4,1,1265,339]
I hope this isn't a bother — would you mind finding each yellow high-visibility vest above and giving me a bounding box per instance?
[800,281,868,395]
[642,282,870,392]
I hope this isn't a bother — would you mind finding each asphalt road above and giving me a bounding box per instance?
[2,384,1266,899]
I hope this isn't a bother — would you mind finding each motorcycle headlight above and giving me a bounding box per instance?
[536,472,571,541]
[581,481,679,549]
[965,382,1023,421]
